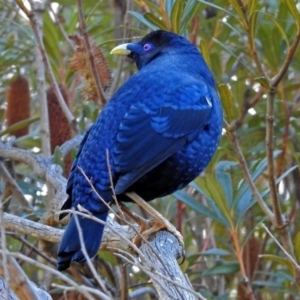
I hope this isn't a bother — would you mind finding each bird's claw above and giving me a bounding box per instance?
[148,218,184,246]
[133,217,184,248]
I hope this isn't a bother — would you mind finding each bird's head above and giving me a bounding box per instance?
[111,30,197,70]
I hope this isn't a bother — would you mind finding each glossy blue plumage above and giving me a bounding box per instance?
[57,30,223,271]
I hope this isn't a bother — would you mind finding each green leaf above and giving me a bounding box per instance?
[202,261,240,276]
[262,13,290,48]
[249,11,259,47]
[196,175,234,227]
[174,190,228,225]
[293,230,300,263]
[216,161,237,208]
[128,11,159,30]
[260,254,293,274]
[165,0,176,18]
[234,151,281,216]
[200,248,231,256]
[181,0,201,33]
[197,0,236,18]
[283,0,300,30]
[213,38,255,75]
[143,12,169,30]
[247,0,258,16]
[218,84,234,123]
[199,39,211,68]
[14,136,41,149]
[254,76,270,89]
[0,116,39,137]
[170,0,183,33]
[228,0,247,28]
[98,251,118,265]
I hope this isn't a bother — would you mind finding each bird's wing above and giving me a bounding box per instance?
[114,79,214,194]
[60,128,92,216]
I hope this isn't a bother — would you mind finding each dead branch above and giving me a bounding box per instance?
[0,256,51,300]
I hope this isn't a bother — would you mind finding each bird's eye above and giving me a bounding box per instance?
[143,43,151,51]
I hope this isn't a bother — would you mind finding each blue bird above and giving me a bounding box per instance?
[57,30,223,271]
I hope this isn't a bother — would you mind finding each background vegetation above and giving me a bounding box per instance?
[1,0,300,299]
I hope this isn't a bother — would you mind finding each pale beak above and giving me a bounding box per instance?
[110,43,131,55]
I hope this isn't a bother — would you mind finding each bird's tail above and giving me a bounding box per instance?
[57,210,108,271]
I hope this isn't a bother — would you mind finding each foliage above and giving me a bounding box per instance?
[1,0,300,299]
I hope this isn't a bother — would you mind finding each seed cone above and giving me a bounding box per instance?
[69,34,112,105]
[47,85,72,175]
[5,75,31,137]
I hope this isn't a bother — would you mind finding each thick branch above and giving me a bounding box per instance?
[30,1,51,157]
[3,212,202,299]
[140,231,199,300]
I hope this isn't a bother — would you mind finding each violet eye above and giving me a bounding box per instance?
[143,43,151,51]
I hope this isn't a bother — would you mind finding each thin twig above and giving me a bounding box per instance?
[120,263,129,300]
[0,250,100,300]
[261,223,300,271]
[0,162,33,211]
[6,232,56,266]
[0,197,10,300]
[225,122,274,220]
[72,209,112,296]
[271,31,300,87]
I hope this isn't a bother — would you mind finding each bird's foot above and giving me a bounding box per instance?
[123,192,184,248]
[142,218,184,247]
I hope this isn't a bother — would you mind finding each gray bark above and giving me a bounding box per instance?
[140,231,198,300]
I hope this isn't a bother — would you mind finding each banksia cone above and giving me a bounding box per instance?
[69,34,112,105]
[47,85,72,175]
[5,75,31,137]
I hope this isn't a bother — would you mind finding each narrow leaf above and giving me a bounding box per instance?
[262,13,290,48]
[170,0,183,33]
[165,0,176,18]
[218,84,234,123]
[200,248,231,256]
[128,11,159,30]
[197,0,236,18]
[174,190,228,225]
[260,254,294,274]
[199,39,211,68]
[216,161,237,208]
[143,12,169,30]
[283,0,300,30]
[294,231,300,263]
[181,0,201,32]
[202,261,240,276]
[0,116,39,137]
[248,0,258,16]
[254,76,270,89]
[249,11,259,48]
[228,0,247,28]
[196,175,234,227]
